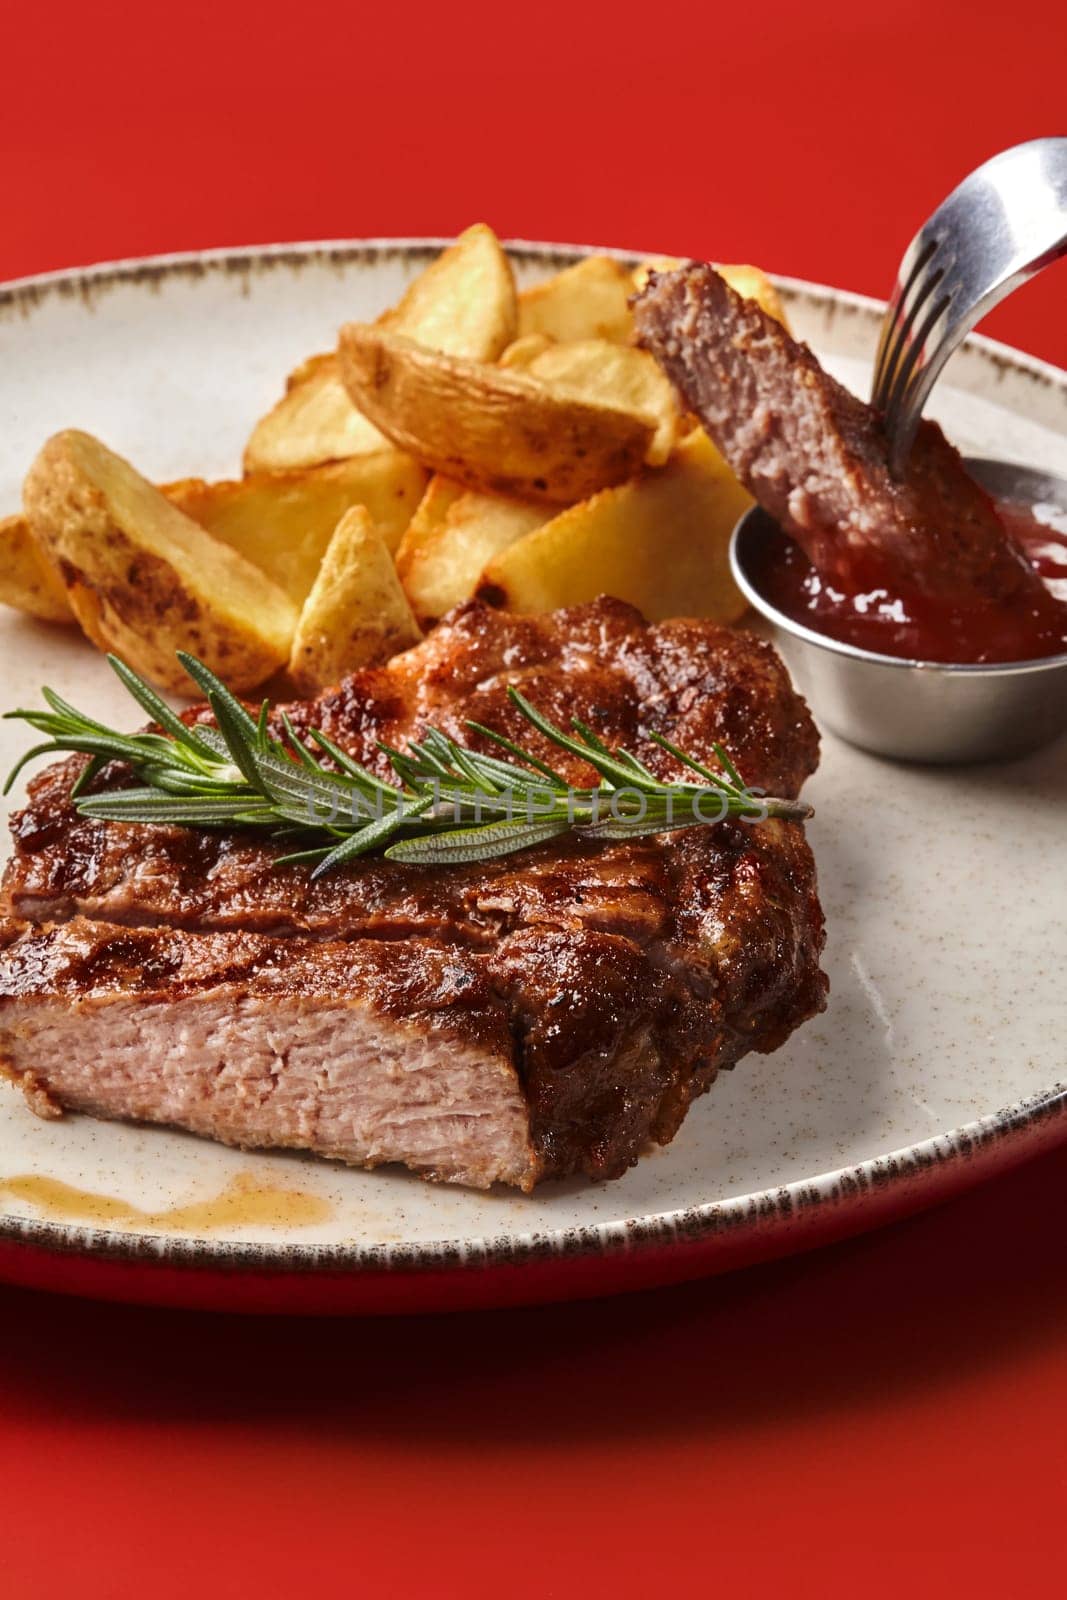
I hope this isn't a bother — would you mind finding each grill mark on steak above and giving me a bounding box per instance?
[633,263,1051,610]
[0,599,827,1187]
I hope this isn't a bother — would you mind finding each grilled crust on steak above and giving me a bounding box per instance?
[633,263,1049,609]
[0,598,827,1188]
[4,599,818,934]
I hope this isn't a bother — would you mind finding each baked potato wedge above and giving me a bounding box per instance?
[396,477,549,625]
[379,222,517,360]
[244,225,517,473]
[392,475,466,578]
[477,428,750,622]
[243,354,394,473]
[166,453,426,603]
[2,454,425,623]
[499,337,681,466]
[0,513,74,623]
[497,333,554,369]
[24,431,297,694]
[337,325,654,504]
[517,256,634,344]
[288,506,421,693]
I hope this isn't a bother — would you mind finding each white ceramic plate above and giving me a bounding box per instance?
[1,241,1064,1314]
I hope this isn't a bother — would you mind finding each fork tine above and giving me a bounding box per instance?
[872,237,940,405]
[871,237,943,411]
[881,275,951,427]
[882,284,954,470]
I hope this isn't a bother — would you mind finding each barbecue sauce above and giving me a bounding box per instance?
[753,500,1067,664]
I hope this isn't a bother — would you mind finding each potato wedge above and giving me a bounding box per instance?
[166,454,426,603]
[288,506,421,693]
[393,475,466,568]
[24,431,297,694]
[497,333,554,369]
[243,355,394,473]
[0,513,74,623]
[396,478,549,624]
[499,337,681,466]
[244,225,516,473]
[517,257,634,343]
[2,454,426,626]
[379,222,517,360]
[338,325,654,504]
[477,429,750,622]
[631,258,791,330]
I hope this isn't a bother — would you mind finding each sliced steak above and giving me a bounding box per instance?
[0,919,534,1189]
[0,598,827,1188]
[633,263,1050,609]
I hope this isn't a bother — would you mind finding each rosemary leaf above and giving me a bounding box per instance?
[3,652,813,874]
[463,718,569,788]
[386,815,573,865]
[310,793,435,878]
[106,654,205,751]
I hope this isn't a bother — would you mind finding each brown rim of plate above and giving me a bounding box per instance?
[1,1083,1064,1270]
[0,238,1065,1274]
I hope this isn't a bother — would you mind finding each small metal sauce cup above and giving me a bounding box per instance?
[729,476,1067,765]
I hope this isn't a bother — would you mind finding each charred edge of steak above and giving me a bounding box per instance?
[633,264,1047,608]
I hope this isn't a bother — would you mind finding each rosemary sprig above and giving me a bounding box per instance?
[3,653,812,875]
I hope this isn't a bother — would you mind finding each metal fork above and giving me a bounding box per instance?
[871,137,1067,475]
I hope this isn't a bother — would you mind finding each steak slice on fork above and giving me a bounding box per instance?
[634,262,1050,610]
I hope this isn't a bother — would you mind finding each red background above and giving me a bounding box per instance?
[2,2,1065,1593]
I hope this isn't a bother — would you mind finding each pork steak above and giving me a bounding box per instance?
[0,598,827,1189]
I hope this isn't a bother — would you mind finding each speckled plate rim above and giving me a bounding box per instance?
[1,237,1065,1282]
[2,1081,1065,1272]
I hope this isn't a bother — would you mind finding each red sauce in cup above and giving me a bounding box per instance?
[751,501,1067,664]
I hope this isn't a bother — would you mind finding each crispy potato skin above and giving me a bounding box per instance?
[501,337,682,466]
[23,432,297,694]
[338,325,654,504]
[0,514,74,624]
[3,456,426,624]
[288,506,421,693]
[4,243,786,692]
[244,224,517,474]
